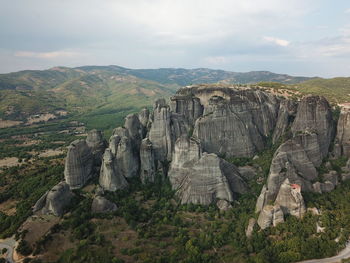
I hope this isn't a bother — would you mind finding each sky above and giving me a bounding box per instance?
[0,0,349,77]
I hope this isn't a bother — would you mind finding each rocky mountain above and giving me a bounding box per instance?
[37,84,350,232]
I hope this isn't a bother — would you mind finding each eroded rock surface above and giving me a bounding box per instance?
[91,196,117,214]
[64,139,94,189]
[168,135,247,208]
[33,182,73,217]
[140,138,156,183]
[99,148,128,191]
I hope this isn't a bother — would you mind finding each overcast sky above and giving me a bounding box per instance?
[0,0,349,77]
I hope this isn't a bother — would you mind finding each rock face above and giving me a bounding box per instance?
[86,129,107,165]
[275,179,306,218]
[33,182,73,217]
[190,87,280,158]
[263,139,317,203]
[148,99,189,163]
[272,99,297,144]
[170,92,204,125]
[116,136,139,178]
[139,108,150,138]
[255,95,335,228]
[149,99,173,162]
[99,148,128,191]
[140,138,156,184]
[257,204,284,230]
[168,135,247,208]
[246,218,257,238]
[291,95,334,161]
[64,139,94,189]
[334,107,350,157]
[91,196,117,213]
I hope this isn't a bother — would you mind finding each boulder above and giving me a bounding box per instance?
[64,139,94,189]
[34,182,73,217]
[91,196,117,213]
[99,148,128,191]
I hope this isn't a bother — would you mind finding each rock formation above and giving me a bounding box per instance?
[99,148,128,191]
[291,95,334,161]
[257,204,284,230]
[168,135,247,208]
[139,108,150,137]
[33,182,73,217]
[140,138,156,183]
[148,99,173,162]
[275,179,306,218]
[334,107,350,157]
[190,86,280,158]
[170,92,204,125]
[86,129,107,165]
[64,139,94,189]
[272,99,297,144]
[91,196,117,214]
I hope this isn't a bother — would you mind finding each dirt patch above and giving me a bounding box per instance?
[21,215,60,248]
[38,149,64,158]
[0,157,19,168]
[0,119,22,128]
[0,199,18,216]
[26,113,57,125]
[38,231,77,262]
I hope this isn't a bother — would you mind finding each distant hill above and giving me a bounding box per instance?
[0,65,313,121]
[1,65,349,131]
[77,65,312,85]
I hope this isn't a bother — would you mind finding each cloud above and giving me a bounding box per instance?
[345,8,350,14]
[14,50,82,59]
[263,36,290,47]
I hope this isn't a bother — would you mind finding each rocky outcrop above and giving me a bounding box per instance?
[64,139,94,189]
[257,204,284,230]
[148,99,189,162]
[116,136,139,178]
[272,99,297,144]
[275,179,306,218]
[33,182,73,217]
[149,99,173,162]
[192,87,280,158]
[124,113,142,148]
[86,129,107,165]
[99,148,128,191]
[263,139,317,203]
[291,95,334,161]
[168,136,247,208]
[334,108,350,157]
[140,138,156,183]
[91,196,117,214]
[246,218,256,238]
[139,108,150,138]
[170,92,204,125]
